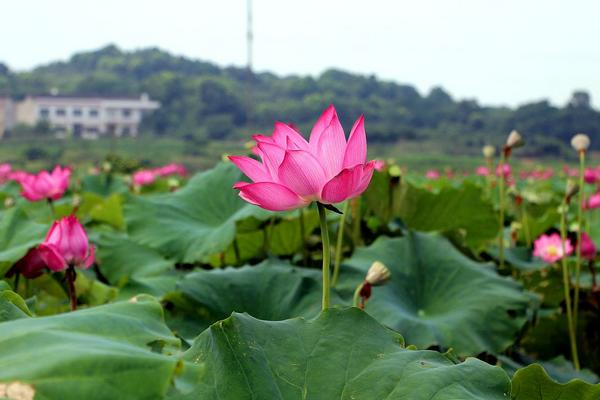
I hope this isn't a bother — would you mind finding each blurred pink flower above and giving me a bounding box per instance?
[132,170,157,187]
[584,168,598,184]
[38,216,95,272]
[533,233,573,263]
[580,232,597,262]
[586,193,600,210]
[563,165,579,177]
[230,105,375,211]
[19,166,71,202]
[475,166,489,176]
[425,170,440,180]
[153,163,187,177]
[496,163,511,178]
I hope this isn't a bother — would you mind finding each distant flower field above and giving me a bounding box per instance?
[0,107,599,399]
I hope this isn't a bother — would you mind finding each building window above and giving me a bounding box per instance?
[122,109,131,118]
[39,108,49,118]
[122,126,131,135]
[73,108,82,117]
[89,109,99,117]
[55,108,66,117]
[86,127,98,133]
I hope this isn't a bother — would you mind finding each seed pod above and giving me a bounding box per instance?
[505,130,524,149]
[571,133,591,153]
[365,261,391,286]
[483,145,495,158]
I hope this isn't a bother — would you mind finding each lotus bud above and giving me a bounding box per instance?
[505,130,524,150]
[571,133,590,153]
[483,145,495,159]
[102,161,112,173]
[72,194,82,208]
[365,261,391,286]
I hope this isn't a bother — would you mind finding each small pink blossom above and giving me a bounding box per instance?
[586,193,600,210]
[533,233,573,263]
[38,216,95,272]
[153,163,187,177]
[496,163,511,178]
[19,166,71,202]
[229,105,375,211]
[425,170,440,180]
[580,232,597,262]
[584,168,598,184]
[132,170,157,187]
[475,166,489,176]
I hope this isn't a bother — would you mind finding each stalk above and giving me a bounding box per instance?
[351,197,361,246]
[317,203,331,310]
[574,151,586,327]
[559,201,580,370]
[299,208,308,267]
[353,281,365,308]
[498,154,506,269]
[332,201,350,287]
[66,265,77,311]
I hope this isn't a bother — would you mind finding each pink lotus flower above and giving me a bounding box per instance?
[533,233,573,263]
[496,163,511,178]
[586,193,600,210]
[19,166,71,202]
[580,232,597,261]
[563,165,579,177]
[38,216,95,272]
[584,168,598,184]
[425,170,440,180]
[153,163,187,177]
[132,170,157,187]
[229,105,375,211]
[6,248,47,279]
[475,166,489,176]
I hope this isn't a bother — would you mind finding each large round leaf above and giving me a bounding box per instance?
[0,207,47,276]
[174,308,511,399]
[0,296,180,400]
[511,364,600,400]
[125,163,271,263]
[166,259,343,338]
[338,231,534,356]
[393,180,498,249]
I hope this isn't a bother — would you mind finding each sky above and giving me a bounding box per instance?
[1,0,599,108]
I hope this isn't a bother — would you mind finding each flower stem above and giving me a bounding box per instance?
[498,154,506,269]
[559,201,580,370]
[332,202,350,287]
[317,202,331,310]
[353,281,365,308]
[574,150,586,328]
[66,265,77,311]
[351,197,361,246]
[233,238,241,265]
[299,208,308,267]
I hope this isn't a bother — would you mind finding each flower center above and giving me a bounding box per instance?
[546,245,560,258]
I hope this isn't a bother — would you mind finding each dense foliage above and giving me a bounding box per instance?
[1,45,599,155]
[1,156,600,398]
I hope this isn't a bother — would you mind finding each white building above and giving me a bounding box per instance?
[3,94,159,139]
